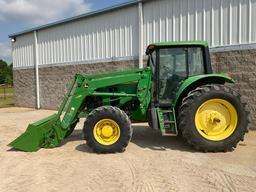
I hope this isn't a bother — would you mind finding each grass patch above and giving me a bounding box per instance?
[0,87,14,108]
[0,87,13,94]
[0,97,14,108]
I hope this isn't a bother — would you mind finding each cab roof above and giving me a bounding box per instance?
[146,41,208,55]
[154,41,208,47]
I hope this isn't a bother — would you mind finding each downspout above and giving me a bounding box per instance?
[138,1,144,69]
[34,31,40,109]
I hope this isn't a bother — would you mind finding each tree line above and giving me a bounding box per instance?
[0,59,13,85]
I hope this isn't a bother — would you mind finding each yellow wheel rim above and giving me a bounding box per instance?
[195,99,238,141]
[93,119,120,145]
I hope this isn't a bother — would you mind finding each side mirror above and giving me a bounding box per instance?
[146,44,155,55]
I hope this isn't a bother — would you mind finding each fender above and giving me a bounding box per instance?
[174,73,234,108]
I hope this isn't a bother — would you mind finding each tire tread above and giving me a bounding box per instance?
[178,84,250,152]
[83,106,132,153]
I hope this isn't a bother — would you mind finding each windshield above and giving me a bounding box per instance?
[159,48,187,79]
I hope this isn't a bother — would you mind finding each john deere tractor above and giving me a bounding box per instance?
[9,41,249,153]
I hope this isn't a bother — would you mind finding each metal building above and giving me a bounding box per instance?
[11,0,256,69]
[9,0,256,127]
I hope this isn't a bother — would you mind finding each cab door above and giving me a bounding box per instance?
[157,47,188,105]
[157,46,206,105]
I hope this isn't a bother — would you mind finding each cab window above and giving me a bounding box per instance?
[188,47,205,76]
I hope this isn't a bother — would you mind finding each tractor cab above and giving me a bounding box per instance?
[146,41,212,105]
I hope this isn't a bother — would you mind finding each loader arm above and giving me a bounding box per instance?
[61,67,152,129]
[9,67,152,152]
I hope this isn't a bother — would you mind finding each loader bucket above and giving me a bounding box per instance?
[8,114,62,152]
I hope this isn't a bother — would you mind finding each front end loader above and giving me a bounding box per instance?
[9,41,250,153]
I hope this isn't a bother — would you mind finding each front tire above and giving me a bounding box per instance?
[83,106,132,153]
[178,84,249,152]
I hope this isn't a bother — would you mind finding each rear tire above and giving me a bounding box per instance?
[83,106,132,153]
[178,84,249,152]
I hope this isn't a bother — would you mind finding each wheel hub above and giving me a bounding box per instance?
[195,99,238,141]
[93,119,120,145]
[101,125,114,138]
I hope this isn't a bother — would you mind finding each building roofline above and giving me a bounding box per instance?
[9,0,142,38]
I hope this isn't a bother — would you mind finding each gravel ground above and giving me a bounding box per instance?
[0,107,256,192]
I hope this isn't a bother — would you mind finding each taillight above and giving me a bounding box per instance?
[227,72,234,79]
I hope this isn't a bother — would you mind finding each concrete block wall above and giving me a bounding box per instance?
[13,60,139,110]
[13,69,36,108]
[211,49,256,129]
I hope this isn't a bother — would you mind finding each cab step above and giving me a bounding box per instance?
[164,121,175,124]
[156,107,178,136]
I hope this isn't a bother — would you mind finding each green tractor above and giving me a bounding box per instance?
[9,41,249,153]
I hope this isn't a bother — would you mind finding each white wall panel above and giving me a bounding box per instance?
[12,33,34,68]
[36,6,138,66]
[12,0,256,69]
[143,0,256,48]
[252,0,256,42]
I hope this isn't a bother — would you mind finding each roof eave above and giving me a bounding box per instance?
[9,0,143,38]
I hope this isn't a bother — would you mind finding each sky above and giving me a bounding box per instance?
[0,0,131,64]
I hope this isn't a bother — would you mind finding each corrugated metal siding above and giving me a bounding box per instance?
[37,6,138,66]
[12,0,256,69]
[12,33,34,68]
[143,0,256,48]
